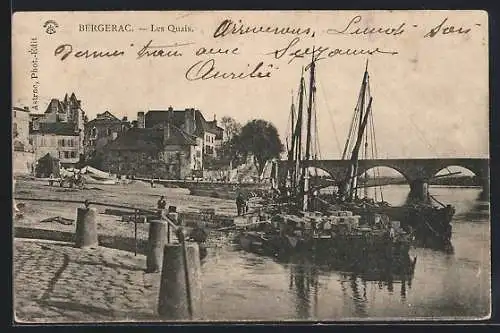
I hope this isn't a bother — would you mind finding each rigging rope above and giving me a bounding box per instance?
[366,80,384,203]
[408,116,454,175]
[317,79,342,156]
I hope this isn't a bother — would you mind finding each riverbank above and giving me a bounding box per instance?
[14,238,160,323]
[12,178,238,322]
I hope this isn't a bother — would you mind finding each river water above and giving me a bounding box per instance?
[199,185,491,321]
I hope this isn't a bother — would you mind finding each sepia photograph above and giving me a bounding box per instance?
[11,10,490,322]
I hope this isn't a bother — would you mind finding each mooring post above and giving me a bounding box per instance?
[157,242,202,320]
[167,206,180,243]
[134,209,139,256]
[75,206,99,248]
[146,219,168,273]
[409,180,430,203]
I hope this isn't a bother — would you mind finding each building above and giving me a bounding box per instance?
[29,93,86,167]
[30,122,82,166]
[83,111,131,158]
[13,106,32,152]
[12,106,35,175]
[206,115,224,157]
[99,123,199,179]
[142,107,224,159]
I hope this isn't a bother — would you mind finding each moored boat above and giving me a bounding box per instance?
[237,57,415,272]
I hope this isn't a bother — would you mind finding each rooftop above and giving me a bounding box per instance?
[145,108,223,138]
[30,122,79,136]
[105,125,196,151]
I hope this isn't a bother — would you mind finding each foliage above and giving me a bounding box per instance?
[218,135,246,168]
[220,116,242,142]
[237,119,284,174]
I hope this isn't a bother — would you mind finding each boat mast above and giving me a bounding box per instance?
[294,74,305,191]
[348,97,373,201]
[287,91,296,188]
[349,61,369,200]
[303,57,316,211]
[289,92,295,163]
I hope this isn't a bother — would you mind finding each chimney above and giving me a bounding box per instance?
[192,109,197,132]
[137,111,145,128]
[167,107,174,124]
[122,116,128,121]
[163,122,171,143]
[213,114,217,126]
[184,108,191,134]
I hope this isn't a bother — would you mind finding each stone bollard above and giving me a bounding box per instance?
[75,208,99,248]
[158,243,202,320]
[167,210,182,243]
[146,219,168,273]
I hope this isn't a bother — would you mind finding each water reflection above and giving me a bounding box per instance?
[288,256,319,319]
[199,186,489,320]
[287,254,416,319]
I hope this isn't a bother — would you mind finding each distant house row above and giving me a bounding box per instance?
[12,93,225,179]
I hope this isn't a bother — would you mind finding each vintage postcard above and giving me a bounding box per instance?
[12,10,490,322]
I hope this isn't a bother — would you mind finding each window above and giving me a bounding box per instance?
[70,151,76,158]
[64,151,70,159]
[91,127,98,138]
[107,128,112,136]
[61,139,66,147]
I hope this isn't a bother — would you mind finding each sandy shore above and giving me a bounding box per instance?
[13,178,238,253]
[13,178,240,322]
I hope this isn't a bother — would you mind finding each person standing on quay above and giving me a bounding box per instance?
[157,196,167,210]
[236,190,245,216]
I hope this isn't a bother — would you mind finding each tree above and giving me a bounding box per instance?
[238,119,284,175]
[219,135,245,168]
[220,116,241,142]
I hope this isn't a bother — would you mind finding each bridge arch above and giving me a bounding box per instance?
[356,166,411,205]
[434,165,477,176]
[357,163,413,184]
[430,165,482,188]
[427,160,488,181]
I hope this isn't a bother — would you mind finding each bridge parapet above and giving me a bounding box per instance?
[276,158,489,184]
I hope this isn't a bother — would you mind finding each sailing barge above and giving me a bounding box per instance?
[274,59,455,251]
[237,57,415,274]
[238,209,416,275]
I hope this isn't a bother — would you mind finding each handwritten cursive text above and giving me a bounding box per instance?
[54,44,125,61]
[424,18,473,38]
[136,40,193,59]
[213,19,313,39]
[185,58,276,81]
[270,37,398,64]
[327,15,406,37]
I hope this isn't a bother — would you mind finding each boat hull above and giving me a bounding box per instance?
[348,205,454,252]
[237,230,414,275]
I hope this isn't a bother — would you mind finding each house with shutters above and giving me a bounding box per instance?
[139,107,224,159]
[99,122,199,179]
[28,93,86,167]
[83,110,131,158]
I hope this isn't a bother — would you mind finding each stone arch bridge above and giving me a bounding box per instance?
[276,158,490,201]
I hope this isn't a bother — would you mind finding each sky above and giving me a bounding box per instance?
[12,10,489,159]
